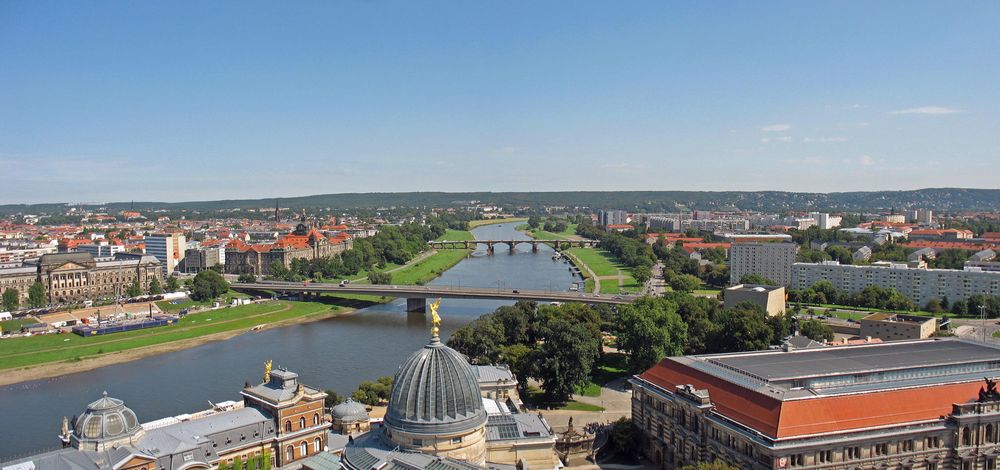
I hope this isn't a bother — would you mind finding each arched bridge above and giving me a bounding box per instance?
[428,239,599,254]
[232,281,634,312]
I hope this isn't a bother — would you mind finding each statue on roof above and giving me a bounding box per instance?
[979,377,1000,402]
[429,298,442,337]
[263,359,272,384]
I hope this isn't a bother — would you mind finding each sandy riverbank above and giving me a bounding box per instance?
[0,307,355,387]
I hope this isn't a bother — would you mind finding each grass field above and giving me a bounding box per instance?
[0,300,337,371]
[0,317,36,333]
[468,217,527,229]
[565,248,621,277]
[521,223,579,241]
[575,352,628,396]
[156,290,250,313]
[599,275,640,295]
[435,229,475,241]
[391,249,471,285]
[562,401,605,412]
[523,386,606,411]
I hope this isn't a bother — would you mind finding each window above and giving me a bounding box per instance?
[901,440,914,452]
[451,437,461,444]
[300,441,308,457]
[284,421,292,433]
[285,445,294,462]
[789,454,804,467]
[413,438,423,446]
[818,450,832,463]
[845,447,861,460]
[988,424,997,443]
[874,443,888,456]
[928,463,938,470]
[962,427,972,446]
[313,437,322,453]
[313,413,320,426]
[299,417,306,429]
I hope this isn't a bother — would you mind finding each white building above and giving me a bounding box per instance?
[144,233,186,275]
[791,261,1000,306]
[599,210,628,227]
[809,212,843,230]
[729,242,798,286]
[76,242,125,258]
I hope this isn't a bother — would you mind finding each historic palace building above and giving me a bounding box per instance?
[3,367,328,470]
[224,222,352,276]
[631,338,1000,470]
[0,252,162,305]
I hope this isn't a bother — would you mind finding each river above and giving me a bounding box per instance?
[0,222,578,461]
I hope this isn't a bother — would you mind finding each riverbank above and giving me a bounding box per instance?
[468,217,527,229]
[0,300,355,386]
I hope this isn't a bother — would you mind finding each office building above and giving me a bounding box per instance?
[181,246,225,273]
[808,212,842,230]
[729,242,798,286]
[724,284,786,316]
[631,338,1000,470]
[144,233,186,275]
[76,242,125,258]
[860,313,937,340]
[599,210,628,227]
[792,261,1000,306]
[0,252,162,305]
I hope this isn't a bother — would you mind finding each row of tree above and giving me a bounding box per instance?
[788,280,916,311]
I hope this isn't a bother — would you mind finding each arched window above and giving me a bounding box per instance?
[285,445,294,462]
[962,427,972,446]
[987,424,996,443]
[313,413,319,426]
[313,437,322,453]
[284,420,292,433]
[300,441,308,457]
[299,417,305,429]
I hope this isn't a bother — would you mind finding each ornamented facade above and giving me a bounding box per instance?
[225,222,352,276]
[0,252,162,305]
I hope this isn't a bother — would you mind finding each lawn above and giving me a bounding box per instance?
[435,229,475,241]
[0,300,338,371]
[391,249,471,285]
[0,317,37,334]
[565,248,622,277]
[693,289,721,296]
[468,217,527,229]
[575,353,629,396]
[562,401,605,412]
[156,290,250,313]
[993,331,1000,339]
[522,386,606,412]
[599,275,640,295]
[522,223,579,241]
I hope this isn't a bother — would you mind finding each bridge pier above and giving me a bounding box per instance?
[406,298,426,313]
[531,241,539,253]
[509,242,516,254]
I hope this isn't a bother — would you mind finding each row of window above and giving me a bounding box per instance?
[283,414,322,433]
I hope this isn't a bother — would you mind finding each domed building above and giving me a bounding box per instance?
[332,398,371,436]
[383,333,489,464]
[70,392,144,452]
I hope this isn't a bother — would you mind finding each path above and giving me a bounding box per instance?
[538,377,633,434]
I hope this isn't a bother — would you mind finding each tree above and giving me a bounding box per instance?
[324,390,344,408]
[28,281,46,308]
[669,273,702,293]
[2,288,18,312]
[616,297,687,373]
[237,273,256,283]
[607,417,640,456]
[500,344,534,391]
[739,273,776,285]
[632,264,652,286]
[233,456,242,470]
[925,298,944,313]
[679,462,740,470]
[527,215,542,229]
[535,318,600,402]
[190,270,230,301]
[711,304,774,352]
[799,319,834,342]
[147,277,164,295]
[825,245,854,265]
[352,376,393,405]
[368,271,392,285]
[165,276,180,292]
[268,260,290,280]
[124,279,142,298]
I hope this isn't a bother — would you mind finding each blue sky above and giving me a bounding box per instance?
[1,1,998,204]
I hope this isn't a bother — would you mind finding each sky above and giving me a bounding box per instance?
[1,1,998,204]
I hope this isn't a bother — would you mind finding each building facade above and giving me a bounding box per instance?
[144,233,186,276]
[791,261,1000,306]
[0,252,162,305]
[631,338,1000,470]
[225,223,351,276]
[724,284,786,316]
[859,312,937,340]
[599,210,628,227]
[729,242,798,287]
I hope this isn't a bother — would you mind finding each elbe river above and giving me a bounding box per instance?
[0,223,580,460]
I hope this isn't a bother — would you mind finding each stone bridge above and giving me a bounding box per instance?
[428,239,599,255]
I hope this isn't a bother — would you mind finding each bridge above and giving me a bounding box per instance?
[232,281,635,312]
[428,239,599,255]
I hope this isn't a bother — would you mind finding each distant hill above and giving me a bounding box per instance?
[3,188,999,215]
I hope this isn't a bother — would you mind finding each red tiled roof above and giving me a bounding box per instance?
[904,240,999,251]
[640,358,986,439]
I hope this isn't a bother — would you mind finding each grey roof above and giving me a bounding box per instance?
[299,452,343,470]
[384,334,487,435]
[140,406,271,457]
[242,369,321,404]
[341,432,483,470]
[2,448,101,470]
[331,399,369,421]
[72,392,142,444]
[484,414,553,442]
[473,365,514,383]
[706,338,1000,382]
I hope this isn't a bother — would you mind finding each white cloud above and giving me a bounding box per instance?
[803,137,848,143]
[859,155,876,166]
[889,106,962,115]
[761,124,791,132]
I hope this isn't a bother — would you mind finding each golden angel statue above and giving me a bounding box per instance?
[429,298,442,336]
[263,359,272,384]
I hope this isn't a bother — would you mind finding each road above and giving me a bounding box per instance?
[232,282,638,305]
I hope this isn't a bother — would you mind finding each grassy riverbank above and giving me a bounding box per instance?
[468,217,527,229]
[517,223,578,240]
[565,247,641,295]
[0,300,342,373]
[435,229,476,241]
[391,249,471,285]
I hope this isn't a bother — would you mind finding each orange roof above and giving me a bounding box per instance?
[983,232,1000,241]
[904,240,999,251]
[680,242,731,254]
[607,224,634,229]
[640,358,985,439]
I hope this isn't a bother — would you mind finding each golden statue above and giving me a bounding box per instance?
[263,359,272,384]
[429,298,442,336]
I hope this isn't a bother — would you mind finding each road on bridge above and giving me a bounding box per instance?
[232,281,636,307]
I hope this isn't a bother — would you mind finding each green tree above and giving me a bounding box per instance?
[233,456,243,470]
[500,343,534,391]
[125,279,142,298]
[261,451,272,470]
[799,319,834,342]
[2,288,18,312]
[632,264,652,286]
[352,376,393,405]
[607,417,640,456]
[165,275,180,292]
[238,273,256,283]
[616,297,688,373]
[190,270,230,301]
[268,260,290,280]
[925,298,944,313]
[148,277,164,295]
[535,318,600,402]
[324,389,345,408]
[28,281,46,308]
[825,245,854,265]
[668,273,702,292]
[527,215,542,229]
[711,303,774,352]
[368,271,392,285]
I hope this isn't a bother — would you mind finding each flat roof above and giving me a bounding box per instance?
[705,338,1000,382]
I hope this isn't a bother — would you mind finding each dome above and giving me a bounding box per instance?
[332,398,369,422]
[73,392,141,443]
[384,335,487,435]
